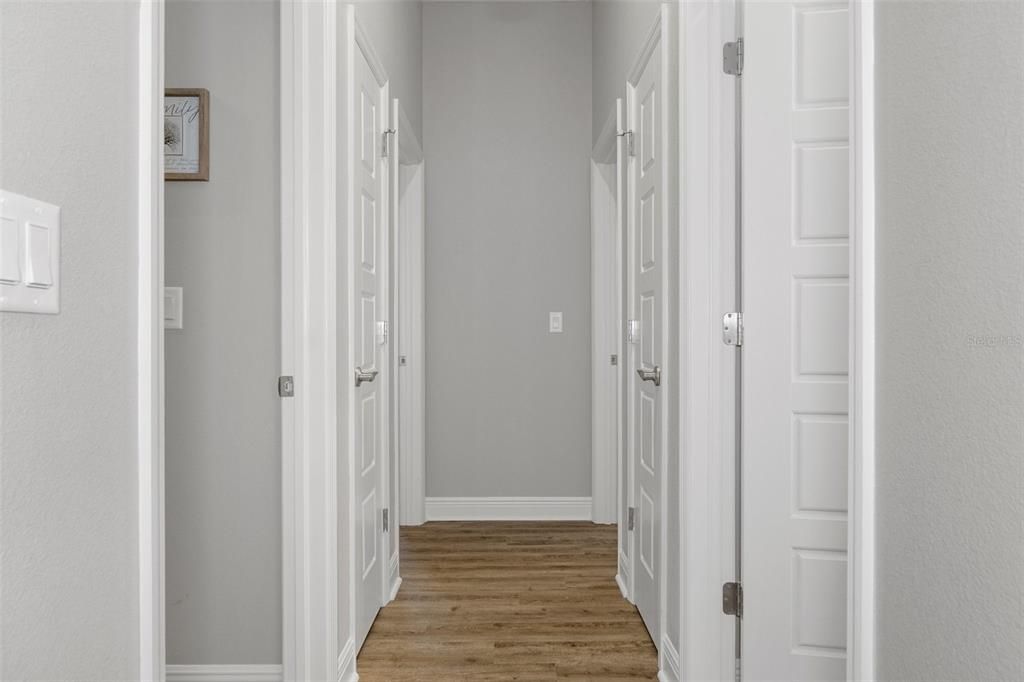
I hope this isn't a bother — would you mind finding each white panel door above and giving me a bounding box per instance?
[742,2,850,679]
[628,35,663,643]
[354,40,389,652]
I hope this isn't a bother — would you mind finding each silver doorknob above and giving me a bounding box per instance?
[636,365,661,386]
[355,367,379,387]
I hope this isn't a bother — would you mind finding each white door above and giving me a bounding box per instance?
[353,40,390,651]
[627,35,663,643]
[742,1,850,679]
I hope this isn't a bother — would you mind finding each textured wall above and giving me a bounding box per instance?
[423,2,593,498]
[875,1,1024,679]
[0,2,140,679]
[164,0,281,664]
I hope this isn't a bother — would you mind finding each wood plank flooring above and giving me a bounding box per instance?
[357,522,658,681]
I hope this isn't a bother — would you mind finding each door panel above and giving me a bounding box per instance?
[628,35,662,643]
[742,1,850,679]
[354,40,389,652]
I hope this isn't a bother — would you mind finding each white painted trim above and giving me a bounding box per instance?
[166,666,283,682]
[848,0,876,679]
[615,572,631,602]
[281,2,341,679]
[425,497,593,521]
[676,1,739,679]
[337,638,357,682]
[658,635,681,682]
[138,1,165,680]
[591,159,618,525]
[398,162,426,526]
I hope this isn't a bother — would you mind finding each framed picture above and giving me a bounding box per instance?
[164,88,209,181]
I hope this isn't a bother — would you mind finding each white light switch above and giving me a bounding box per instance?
[164,286,183,329]
[0,190,60,314]
[549,311,563,333]
[26,223,53,288]
[0,216,20,284]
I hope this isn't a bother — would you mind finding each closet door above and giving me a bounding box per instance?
[741,1,851,678]
[353,31,390,652]
[627,30,663,644]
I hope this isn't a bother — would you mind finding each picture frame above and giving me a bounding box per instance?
[164,88,210,181]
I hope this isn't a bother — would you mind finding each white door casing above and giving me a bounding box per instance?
[627,23,664,644]
[385,97,401,603]
[741,1,851,679]
[397,161,425,527]
[352,27,390,652]
[614,97,635,602]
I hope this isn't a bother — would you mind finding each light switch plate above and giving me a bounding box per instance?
[164,286,183,329]
[0,190,60,314]
[549,311,563,333]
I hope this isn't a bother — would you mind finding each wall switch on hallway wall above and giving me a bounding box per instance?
[549,312,563,333]
[0,189,61,314]
[164,286,183,329]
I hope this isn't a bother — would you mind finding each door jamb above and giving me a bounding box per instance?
[138,0,165,679]
[396,105,426,528]
[281,1,341,679]
[591,106,619,527]
[848,0,876,678]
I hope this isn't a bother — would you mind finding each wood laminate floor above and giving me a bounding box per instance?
[357,522,659,681]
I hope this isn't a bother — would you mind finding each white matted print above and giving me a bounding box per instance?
[164,88,209,181]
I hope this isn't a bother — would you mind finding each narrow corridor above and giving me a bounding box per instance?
[357,523,658,680]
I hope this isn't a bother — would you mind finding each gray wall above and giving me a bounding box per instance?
[0,2,140,679]
[875,1,1024,679]
[592,0,660,144]
[423,2,593,498]
[164,0,281,665]
[355,1,423,143]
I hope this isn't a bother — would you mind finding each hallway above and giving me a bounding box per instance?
[357,523,658,681]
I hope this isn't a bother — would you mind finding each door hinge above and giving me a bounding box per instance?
[723,38,744,76]
[722,312,743,347]
[627,507,636,531]
[278,375,294,398]
[627,319,640,345]
[723,581,743,617]
[382,129,396,158]
[377,320,390,345]
[382,508,390,533]
[618,129,635,157]
[399,355,408,367]
[610,354,618,366]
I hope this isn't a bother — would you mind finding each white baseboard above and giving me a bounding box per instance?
[425,496,593,521]
[166,665,282,682]
[388,575,403,603]
[615,572,632,603]
[658,636,681,682]
[337,637,357,682]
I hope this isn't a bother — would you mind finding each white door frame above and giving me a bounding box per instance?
[281,1,343,679]
[395,105,426,528]
[673,0,876,679]
[138,0,165,679]
[591,106,620,527]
